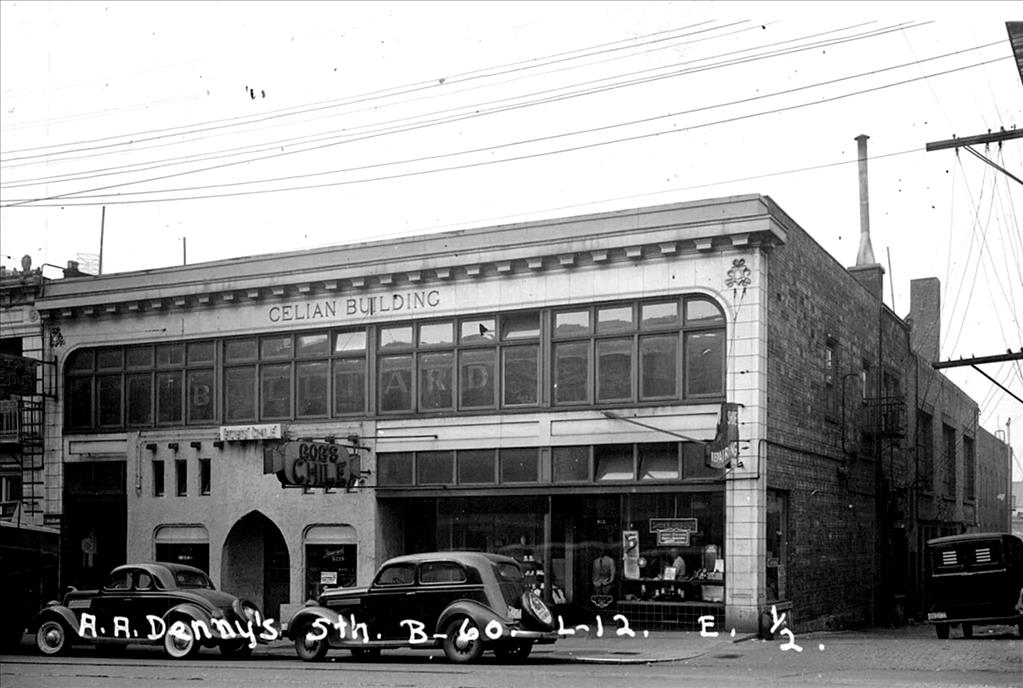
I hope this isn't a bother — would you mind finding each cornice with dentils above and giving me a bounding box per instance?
[35,195,787,319]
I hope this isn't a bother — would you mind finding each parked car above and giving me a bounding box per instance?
[925,532,1023,639]
[30,562,271,658]
[285,551,558,663]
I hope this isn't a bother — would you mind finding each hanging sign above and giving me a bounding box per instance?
[266,441,359,488]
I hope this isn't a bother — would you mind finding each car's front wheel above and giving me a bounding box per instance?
[961,623,973,639]
[294,626,329,662]
[492,640,533,662]
[163,620,200,659]
[935,624,949,639]
[441,618,484,664]
[36,619,70,656]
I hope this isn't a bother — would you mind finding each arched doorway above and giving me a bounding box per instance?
[221,511,289,621]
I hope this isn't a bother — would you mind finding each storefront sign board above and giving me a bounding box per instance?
[649,518,697,533]
[276,440,358,488]
[656,528,691,546]
[219,424,282,441]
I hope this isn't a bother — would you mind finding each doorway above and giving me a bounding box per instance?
[221,511,289,621]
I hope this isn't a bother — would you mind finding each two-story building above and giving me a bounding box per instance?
[27,194,1010,631]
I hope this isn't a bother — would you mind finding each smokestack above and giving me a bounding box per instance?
[855,134,876,266]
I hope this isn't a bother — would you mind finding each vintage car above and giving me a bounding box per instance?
[285,551,558,663]
[925,532,1023,639]
[30,562,270,658]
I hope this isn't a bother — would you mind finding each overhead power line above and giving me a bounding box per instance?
[1,54,1008,208]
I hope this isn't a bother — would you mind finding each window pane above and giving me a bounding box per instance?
[375,563,416,586]
[379,326,413,349]
[554,310,590,338]
[186,368,213,421]
[501,311,540,340]
[639,443,679,480]
[685,330,724,396]
[595,445,634,481]
[460,318,496,344]
[297,332,329,357]
[67,350,94,372]
[199,459,211,495]
[126,374,152,425]
[460,349,495,408]
[261,336,293,360]
[503,345,538,406]
[596,338,632,401]
[97,375,122,426]
[187,341,214,365]
[457,449,495,484]
[417,451,453,485]
[156,344,184,367]
[296,361,328,417]
[333,358,365,414]
[96,349,123,370]
[597,306,633,333]
[640,335,678,399]
[554,341,588,404]
[187,369,215,422]
[225,339,257,362]
[379,355,412,412]
[153,460,164,497]
[641,301,679,329]
[419,352,453,410]
[126,346,153,369]
[260,363,292,418]
[500,448,538,483]
[335,330,367,353]
[156,371,183,423]
[419,322,453,347]
[67,376,92,427]
[176,459,187,496]
[378,452,413,486]
[553,446,589,482]
[686,298,725,325]
[224,367,256,421]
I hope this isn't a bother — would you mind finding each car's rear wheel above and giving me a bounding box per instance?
[961,623,973,639]
[36,619,70,656]
[493,640,533,662]
[935,624,949,639]
[293,626,329,662]
[350,647,381,660]
[219,639,253,658]
[163,619,200,659]
[442,618,484,664]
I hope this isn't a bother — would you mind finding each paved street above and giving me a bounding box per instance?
[2,623,1020,688]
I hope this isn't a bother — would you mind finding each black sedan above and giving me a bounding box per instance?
[285,551,558,663]
[30,562,270,658]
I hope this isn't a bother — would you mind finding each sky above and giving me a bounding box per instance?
[1,1,1021,480]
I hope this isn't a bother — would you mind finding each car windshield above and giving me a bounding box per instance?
[174,570,214,589]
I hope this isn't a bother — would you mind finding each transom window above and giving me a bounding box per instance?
[63,296,725,430]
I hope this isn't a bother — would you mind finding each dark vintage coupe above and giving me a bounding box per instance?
[30,562,269,658]
[925,532,1023,639]
[285,551,559,663]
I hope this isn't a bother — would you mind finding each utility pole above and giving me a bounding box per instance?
[98,206,105,275]
[182,237,187,266]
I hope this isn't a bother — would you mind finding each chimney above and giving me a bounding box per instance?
[909,277,941,362]
[848,134,885,301]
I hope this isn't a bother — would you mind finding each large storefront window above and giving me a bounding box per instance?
[390,488,725,627]
[63,296,725,430]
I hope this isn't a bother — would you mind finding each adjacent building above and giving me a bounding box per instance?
[16,194,1012,632]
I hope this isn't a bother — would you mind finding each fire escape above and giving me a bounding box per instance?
[0,393,46,521]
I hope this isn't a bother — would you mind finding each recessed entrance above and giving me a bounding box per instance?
[221,511,289,621]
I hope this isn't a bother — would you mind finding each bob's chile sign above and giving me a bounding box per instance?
[264,441,360,489]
